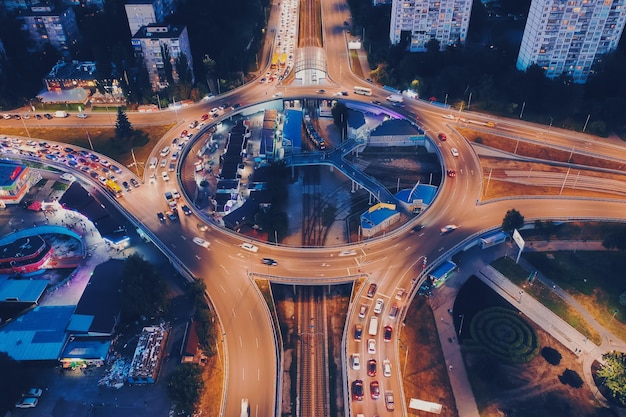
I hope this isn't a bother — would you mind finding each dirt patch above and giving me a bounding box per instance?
[464,327,612,417]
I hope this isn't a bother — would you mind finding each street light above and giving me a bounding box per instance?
[609,309,619,326]
[458,314,464,336]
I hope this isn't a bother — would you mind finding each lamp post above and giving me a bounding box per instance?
[582,114,591,132]
[548,115,553,131]
[519,101,526,119]
[609,309,619,326]
[458,314,465,336]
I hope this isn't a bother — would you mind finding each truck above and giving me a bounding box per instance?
[386,94,404,104]
[54,111,68,118]
[105,179,122,198]
[368,316,379,336]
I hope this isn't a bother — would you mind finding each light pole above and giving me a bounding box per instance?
[519,101,526,119]
[548,115,553,131]
[582,114,591,132]
[458,314,464,336]
[609,309,619,326]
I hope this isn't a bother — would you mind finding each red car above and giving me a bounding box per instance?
[438,133,447,141]
[370,380,380,399]
[447,169,456,177]
[367,359,377,377]
[352,380,364,401]
[201,113,209,121]
[384,325,393,341]
[180,129,188,138]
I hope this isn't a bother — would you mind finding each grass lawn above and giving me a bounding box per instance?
[491,257,602,345]
[0,124,175,177]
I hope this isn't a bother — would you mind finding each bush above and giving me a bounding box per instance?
[541,347,562,365]
[559,369,584,388]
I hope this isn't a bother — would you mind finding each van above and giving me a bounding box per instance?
[241,243,259,253]
[54,111,68,118]
[149,157,158,169]
[240,398,249,417]
[368,316,378,336]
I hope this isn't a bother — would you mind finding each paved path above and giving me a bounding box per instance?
[432,241,626,417]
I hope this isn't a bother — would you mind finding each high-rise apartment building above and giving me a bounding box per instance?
[517,0,626,83]
[125,0,176,36]
[0,0,41,12]
[132,24,194,90]
[389,0,473,52]
[20,6,80,52]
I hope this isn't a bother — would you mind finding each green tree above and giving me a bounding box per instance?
[603,230,626,250]
[115,107,133,139]
[120,254,168,323]
[598,351,626,405]
[502,209,524,235]
[168,363,204,414]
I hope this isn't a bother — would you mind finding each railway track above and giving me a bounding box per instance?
[297,287,330,417]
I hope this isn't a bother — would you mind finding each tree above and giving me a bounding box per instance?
[331,101,349,141]
[115,107,133,139]
[597,351,626,406]
[120,254,168,323]
[502,209,524,234]
[168,364,204,414]
[602,230,626,250]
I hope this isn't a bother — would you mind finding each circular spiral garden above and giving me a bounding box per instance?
[469,306,540,363]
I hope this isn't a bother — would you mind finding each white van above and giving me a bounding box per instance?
[149,157,158,169]
[368,316,378,336]
[54,111,68,118]
[240,398,249,417]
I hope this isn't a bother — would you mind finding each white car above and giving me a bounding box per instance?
[351,353,361,370]
[383,359,391,377]
[451,148,459,157]
[440,224,458,234]
[241,242,259,253]
[171,189,181,199]
[161,172,170,181]
[160,146,170,157]
[193,237,210,248]
[373,298,384,315]
[358,304,367,318]
[443,114,455,120]
[367,339,376,354]
[77,113,88,119]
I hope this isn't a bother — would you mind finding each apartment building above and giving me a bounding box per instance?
[389,0,473,52]
[20,5,80,52]
[125,0,177,36]
[517,0,626,83]
[131,23,193,90]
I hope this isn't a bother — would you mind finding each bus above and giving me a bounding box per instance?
[353,86,372,96]
[270,54,279,69]
[105,179,122,198]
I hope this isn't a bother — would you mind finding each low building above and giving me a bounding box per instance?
[181,320,204,364]
[395,184,438,214]
[428,260,457,288]
[360,203,401,238]
[0,161,42,207]
[0,235,54,275]
[368,119,426,147]
[127,324,169,384]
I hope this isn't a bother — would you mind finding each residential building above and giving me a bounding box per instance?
[0,162,42,207]
[516,0,626,83]
[389,0,473,52]
[132,23,194,90]
[62,0,105,9]
[20,5,80,52]
[125,0,177,36]
[0,0,41,12]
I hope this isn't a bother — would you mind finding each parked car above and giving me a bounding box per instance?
[351,353,361,370]
[15,398,38,408]
[373,298,384,314]
[367,283,377,298]
[354,324,363,341]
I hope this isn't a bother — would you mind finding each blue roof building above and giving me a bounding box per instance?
[395,183,438,213]
[360,203,401,238]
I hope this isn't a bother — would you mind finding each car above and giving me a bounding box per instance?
[101,166,110,174]
[80,166,90,173]
[370,381,380,399]
[441,224,458,234]
[389,305,399,320]
[160,146,170,157]
[367,283,377,298]
[219,103,229,110]
[89,171,99,179]
[354,324,363,341]
[171,189,181,199]
[44,113,53,119]
[210,107,219,115]
[197,223,209,232]
[341,91,349,96]
[180,129,188,138]
[447,169,456,177]
[193,237,210,248]
[171,151,179,161]
[338,250,356,256]
[77,113,88,119]
[383,359,392,377]
[13,114,20,119]
[98,176,107,184]
[372,100,381,105]
[110,165,122,174]
[373,298,384,314]
[241,242,259,253]
[130,178,140,188]
[122,181,130,191]
[351,353,361,370]
[149,173,157,182]
[368,339,376,354]
[182,205,192,215]
[241,398,249,417]
[89,154,99,162]
[262,258,278,266]
[443,114,455,120]
[316,89,326,94]
[367,359,377,376]
[438,133,447,141]
[201,113,209,121]
[273,92,283,98]
[22,114,31,119]
[351,380,364,401]
[232,103,241,109]
[451,148,459,157]
[162,172,170,181]
[383,325,393,341]
[189,120,198,129]
[2,113,11,119]
[358,304,367,318]
[385,391,395,411]
[160,159,167,168]
[259,77,266,84]
[15,398,38,408]
[22,388,42,398]
[168,210,179,221]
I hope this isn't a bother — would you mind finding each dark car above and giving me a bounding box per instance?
[64,147,74,153]
[90,171,99,179]
[232,103,241,109]
[130,178,140,188]
[262,258,278,266]
[44,113,53,119]
[447,169,456,177]
[367,359,377,377]
[110,165,122,174]
[384,325,393,341]
[410,224,424,233]
[354,324,363,341]
[367,283,377,298]
[181,205,192,216]
[351,380,364,401]
[35,114,42,120]
[370,381,380,399]
[122,181,130,191]
[89,154,100,162]
[201,113,209,121]
[316,89,326,94]
[372,100,382,105]
[157,212,165,223]
[167,210,178,221]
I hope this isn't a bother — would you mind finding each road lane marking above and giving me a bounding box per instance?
[232,308,236,318]
[249,310,254,320]
[219,284,226,293]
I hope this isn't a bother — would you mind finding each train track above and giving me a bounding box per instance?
[297,287,330,417]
